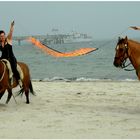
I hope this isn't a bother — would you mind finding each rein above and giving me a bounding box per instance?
[122,60,135,71]
[119,44,135,71]
[0,62,6,82]
[120,43,140,73]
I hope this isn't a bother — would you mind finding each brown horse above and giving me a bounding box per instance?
[114,36,140,80]
[0,60,35,104]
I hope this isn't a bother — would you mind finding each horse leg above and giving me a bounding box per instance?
[6,89,12,104]
[0,90,5,100]
[25,89,30,104]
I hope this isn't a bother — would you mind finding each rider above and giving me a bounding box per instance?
[0,21,22,87]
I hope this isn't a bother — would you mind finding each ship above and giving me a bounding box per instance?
[63,31,93,44]
[42,29,93,45]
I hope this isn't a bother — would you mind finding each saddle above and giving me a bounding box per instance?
[1,59,23,86]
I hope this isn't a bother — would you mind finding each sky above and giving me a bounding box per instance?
[0,1,140,40]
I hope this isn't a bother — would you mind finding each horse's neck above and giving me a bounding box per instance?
[128,40,140,69]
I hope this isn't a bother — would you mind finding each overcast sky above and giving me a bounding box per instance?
[0,1,140,39]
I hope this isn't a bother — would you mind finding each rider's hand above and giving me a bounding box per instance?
[11,21,15,26]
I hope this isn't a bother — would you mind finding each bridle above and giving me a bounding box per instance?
[115,43,135,71]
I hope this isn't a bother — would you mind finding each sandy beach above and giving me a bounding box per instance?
[0,81,140,138]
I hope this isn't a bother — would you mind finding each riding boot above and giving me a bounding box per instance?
[14,74,22,88]
[11,68,23,88]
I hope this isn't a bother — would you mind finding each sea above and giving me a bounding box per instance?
[11,39,138,82]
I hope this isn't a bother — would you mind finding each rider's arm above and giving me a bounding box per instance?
[7,21,14,45]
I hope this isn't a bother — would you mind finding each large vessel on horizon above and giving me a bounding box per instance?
[42,29,93,45]
[63,31,93,44]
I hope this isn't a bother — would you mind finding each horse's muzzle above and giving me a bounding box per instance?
[113,61,119,67]
[113,57,120,67]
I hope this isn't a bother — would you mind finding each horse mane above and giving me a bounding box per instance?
[118,37,140,47]
[128,39,140,47]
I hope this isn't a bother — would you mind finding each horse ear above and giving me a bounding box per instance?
[118,37,121,41]
[125,36,128,41]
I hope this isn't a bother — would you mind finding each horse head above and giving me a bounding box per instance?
[113,36,129,68]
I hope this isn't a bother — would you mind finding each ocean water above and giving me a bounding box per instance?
[12,39,137,81]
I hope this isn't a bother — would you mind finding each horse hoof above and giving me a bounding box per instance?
[26,102,30,104]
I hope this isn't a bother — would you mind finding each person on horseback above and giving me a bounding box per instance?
[0,21,22,87]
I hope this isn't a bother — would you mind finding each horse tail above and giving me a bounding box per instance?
[29,80,36,95]
[16,88,24,97]
[16,81,35,97]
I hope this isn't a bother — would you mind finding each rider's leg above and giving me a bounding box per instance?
[10,58,22,87]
